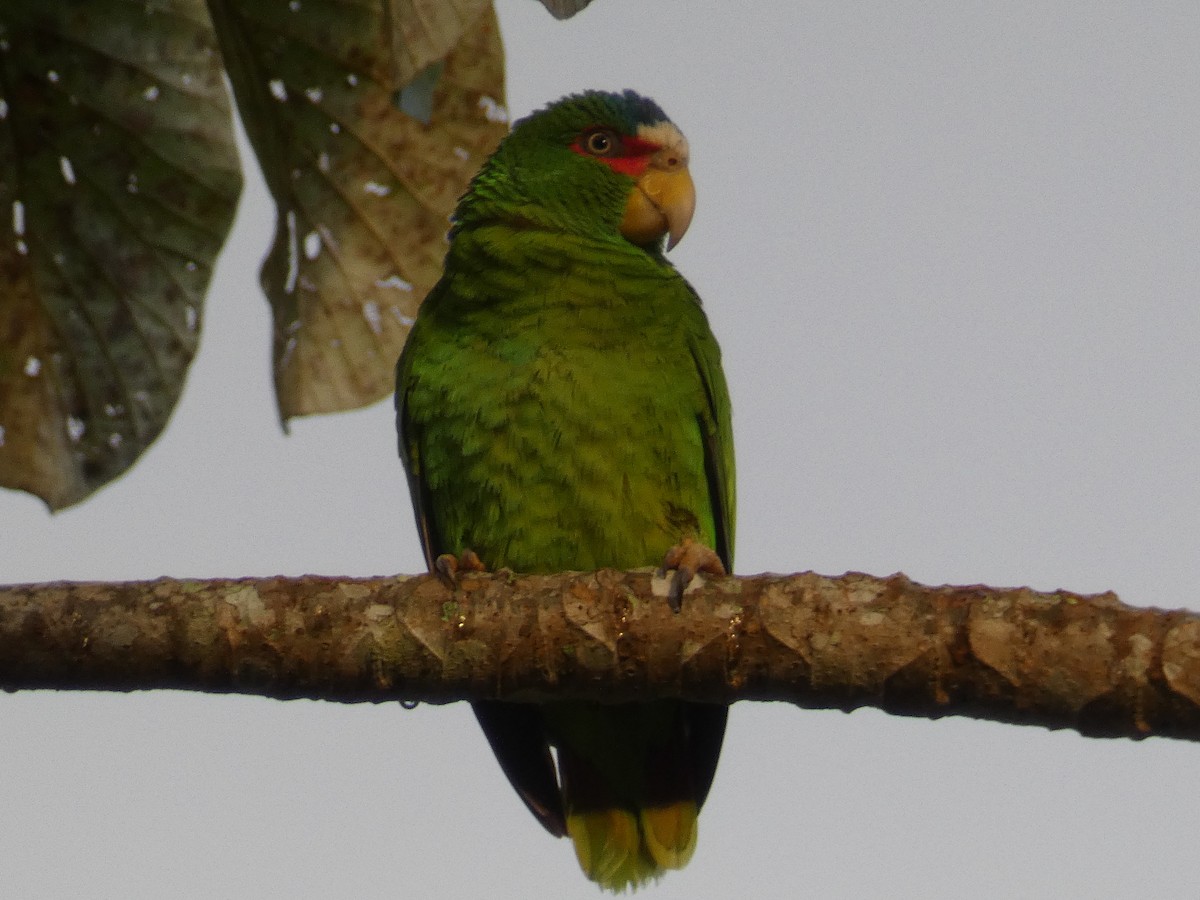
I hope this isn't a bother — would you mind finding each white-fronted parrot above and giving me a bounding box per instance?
[396,90,734,890]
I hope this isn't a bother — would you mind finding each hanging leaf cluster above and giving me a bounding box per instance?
[0,0,511,510]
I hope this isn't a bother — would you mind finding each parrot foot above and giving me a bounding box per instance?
[434,549,487,588]
[657,537,726,612]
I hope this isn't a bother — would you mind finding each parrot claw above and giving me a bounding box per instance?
[434,549,487,588]
[657,537,726,612]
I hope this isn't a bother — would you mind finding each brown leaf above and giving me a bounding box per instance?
[209,0,508,421]
[0,1,242,510]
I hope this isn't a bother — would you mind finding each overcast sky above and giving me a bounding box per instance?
[4,2,1200,897]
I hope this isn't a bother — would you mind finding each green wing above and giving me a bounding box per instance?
[685,283,736,573]
[394,288,443,573]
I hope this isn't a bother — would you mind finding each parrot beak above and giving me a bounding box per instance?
[621,143,695,251]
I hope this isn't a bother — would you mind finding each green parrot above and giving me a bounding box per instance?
[395,90,734,891]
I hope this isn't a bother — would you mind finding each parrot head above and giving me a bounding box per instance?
[456,90,695,251]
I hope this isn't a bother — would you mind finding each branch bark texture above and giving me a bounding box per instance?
[2,570,1199,741]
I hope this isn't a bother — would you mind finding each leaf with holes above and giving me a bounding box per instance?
[209,0,508,421]
[0,1,242,511]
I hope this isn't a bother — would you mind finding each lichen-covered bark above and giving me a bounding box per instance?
[1,569,1198,741]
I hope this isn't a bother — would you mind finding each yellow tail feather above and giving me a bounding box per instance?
[640,801,698,870]
[565,802,698,892]
[567,808,653,891]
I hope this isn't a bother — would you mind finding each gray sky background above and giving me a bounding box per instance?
[3,2,1199,897]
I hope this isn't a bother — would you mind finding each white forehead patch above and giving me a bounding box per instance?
[636,121,689,163]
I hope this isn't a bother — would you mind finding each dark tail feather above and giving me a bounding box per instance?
[472,701,566,837]
[683,702,727,810]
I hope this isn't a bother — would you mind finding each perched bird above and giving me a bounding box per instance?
[395,90,734,891]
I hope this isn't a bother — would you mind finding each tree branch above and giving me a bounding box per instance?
[2,570,1198,741]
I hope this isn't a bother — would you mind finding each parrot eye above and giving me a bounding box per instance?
[582,129,618,156]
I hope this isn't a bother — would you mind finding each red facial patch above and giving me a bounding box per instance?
[570,129,660,177]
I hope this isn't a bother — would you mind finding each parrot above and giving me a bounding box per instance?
[395,90,734,891]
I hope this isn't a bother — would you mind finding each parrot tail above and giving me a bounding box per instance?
[554,700,712,892]
[475,700,726,892]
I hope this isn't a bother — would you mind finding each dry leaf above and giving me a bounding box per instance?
[209,0,509,420]
[0,1,242,510]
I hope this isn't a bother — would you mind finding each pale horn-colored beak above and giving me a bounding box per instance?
[620,143,695,250]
